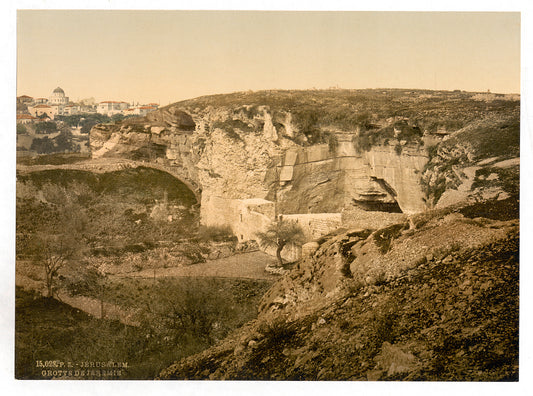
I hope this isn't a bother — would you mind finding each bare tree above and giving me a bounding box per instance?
[27,201,87,298]
[30,234,77,297]
[256,219,306,267]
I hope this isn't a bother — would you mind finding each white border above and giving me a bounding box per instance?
[2,1,532,396]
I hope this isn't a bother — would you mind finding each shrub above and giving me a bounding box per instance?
[373,223,408,254]
[30,136,55,154]
[35,121,57,134]
[212,119,253,141]
[17,124,27,134]
[327,133,338,153]
[258,317,296,348]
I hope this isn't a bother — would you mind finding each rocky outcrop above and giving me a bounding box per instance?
[420,117,519,209]
[274,141,428,214]
[90,103,430,223]
[159,210,519,380]
[89,90,519,240]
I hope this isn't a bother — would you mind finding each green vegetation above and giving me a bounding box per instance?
[256,219,306,266]
[28,129,83,154]
[471,165,519,196]
[163,231,519,381]
[35,121,57,134]
[258,317,298,349]
[16,168,198,268]
[170,89,518,147]
[459,197,519,221]
[213,119,255,133]
[420,116,519,208]
[29,136,55,154]
[443,118,519,161]
[212,119,247,142]
[17,123,28,134]
[27,233,81,297]
[16,287,139,379]
[18,167,197,206]
[16,152,91,166]
[16,164,273,379]
[16,276,272,379]
[56,113,113,133]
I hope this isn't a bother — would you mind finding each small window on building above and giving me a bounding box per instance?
[240,234,243,241]
[240,214,243,222]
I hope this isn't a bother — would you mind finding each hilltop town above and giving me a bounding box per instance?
[16,87,160,156]
[17,86,160,120]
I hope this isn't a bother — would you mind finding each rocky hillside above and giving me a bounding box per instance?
[159,205,519,380]
[87,89,519,380]
[89,89,519,219]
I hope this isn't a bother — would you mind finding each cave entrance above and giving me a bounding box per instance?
[351,199,403,213]
[352,177,403,213]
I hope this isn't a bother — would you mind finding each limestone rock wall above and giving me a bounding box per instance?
[364,146,429,214]
[202,196,275,243]
[89,104,429,230]
[282,213,343,240]
[277,141,428,215]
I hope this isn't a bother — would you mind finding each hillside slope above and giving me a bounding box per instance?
[160,207,518,381]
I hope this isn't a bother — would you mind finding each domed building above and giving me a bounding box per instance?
[49,86,69,105]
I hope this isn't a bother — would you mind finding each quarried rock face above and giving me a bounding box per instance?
[89,100,430,233]
[364,145,429,214]
[275,140,427,214]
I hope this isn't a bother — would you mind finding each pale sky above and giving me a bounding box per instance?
[17,10,520,105]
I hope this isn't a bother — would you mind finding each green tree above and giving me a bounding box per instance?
[35,121,57,134]
[111,113,125,123]
[256,219,306,267]
[30,136,55,153]
[25,195,88,298]
[80,113,111,134]
[54,130,76,152]
[16,123,27,134]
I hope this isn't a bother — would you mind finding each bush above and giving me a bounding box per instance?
[35,121,57,134]
[17,123,27,134]
[327,133,338,153]
[212,119,252,142]
[30,136,55,154]
[373,223,408,254]
[395,143,403,156]
[258,317,296,348]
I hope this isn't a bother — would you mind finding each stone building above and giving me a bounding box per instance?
[48,87,69,105]
[16,114,37,124]
[97,101,129,116]
[28,104,58,120]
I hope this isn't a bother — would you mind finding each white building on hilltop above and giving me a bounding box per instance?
[28,104,58,120]
[49,87,69,105]
[97,101,130,116]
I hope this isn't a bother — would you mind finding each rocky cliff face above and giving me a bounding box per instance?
[90,98,434,222]
[90,90,519,224]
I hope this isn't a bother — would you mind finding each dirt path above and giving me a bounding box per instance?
[16,251,279,326]
[113,251,279,280]
[15,273,140,326]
